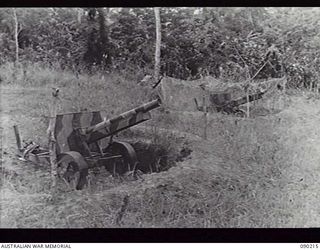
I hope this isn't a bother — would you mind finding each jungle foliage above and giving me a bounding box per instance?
[1,7,319,88]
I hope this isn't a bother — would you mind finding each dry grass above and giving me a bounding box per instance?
[1,63,320,228]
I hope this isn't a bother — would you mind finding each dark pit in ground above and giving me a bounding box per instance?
[129,141,192,174]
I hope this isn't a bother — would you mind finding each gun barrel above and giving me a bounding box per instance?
[85,99,161,142]
[229,90,265,107]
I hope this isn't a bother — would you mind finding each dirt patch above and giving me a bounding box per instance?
[129,140,192,174]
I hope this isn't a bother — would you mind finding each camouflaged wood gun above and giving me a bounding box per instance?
[14,98,161,190]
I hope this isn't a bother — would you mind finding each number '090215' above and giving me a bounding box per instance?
[300,244,319,248]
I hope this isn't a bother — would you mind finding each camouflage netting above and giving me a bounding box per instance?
[160,77,209,111]
[160,76,287,112]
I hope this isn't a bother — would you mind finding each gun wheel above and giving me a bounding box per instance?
[235,109,246,117]
[57,151,89,190]
[105,141,138,176]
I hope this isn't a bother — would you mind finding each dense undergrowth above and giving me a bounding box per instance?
[1,62,317,227]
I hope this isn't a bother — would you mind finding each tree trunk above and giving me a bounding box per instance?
[97,8,111,67]
[154,7,161,82]
[77,8,83,24]
[13,8,19,65]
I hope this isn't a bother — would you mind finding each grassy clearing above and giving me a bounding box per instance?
[1,62,319,228]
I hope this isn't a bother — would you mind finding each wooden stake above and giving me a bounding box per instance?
[245,65,251,118]
[47,88,60,189]
[203,95,208,140]
[13,125,22,151]
[246,90,250,118]
[160,77,167,109]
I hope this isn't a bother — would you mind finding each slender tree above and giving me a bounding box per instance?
[97,8,112,67]
[12,8,19,64]
[77,8,83,24]
[154,7,161,81]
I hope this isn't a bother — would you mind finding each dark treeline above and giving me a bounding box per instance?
[1,7,320,88]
